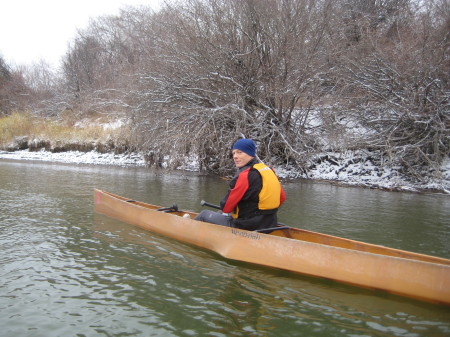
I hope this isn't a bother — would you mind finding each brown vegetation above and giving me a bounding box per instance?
[1,0,448,181]
[0,112,130,154]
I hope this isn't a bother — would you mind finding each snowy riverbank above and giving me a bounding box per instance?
[1,149,449,194]
[0,149,146,167]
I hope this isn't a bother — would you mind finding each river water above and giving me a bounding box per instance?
[1,159,449,337]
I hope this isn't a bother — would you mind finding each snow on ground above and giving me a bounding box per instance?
[0,149,146,167]
[1,149,449,194]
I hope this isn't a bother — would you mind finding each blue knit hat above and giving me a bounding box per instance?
[232,139,256,157]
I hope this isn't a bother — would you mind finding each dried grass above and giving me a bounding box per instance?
[0,112,116,148]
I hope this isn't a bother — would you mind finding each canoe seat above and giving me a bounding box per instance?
[256,225,290,234]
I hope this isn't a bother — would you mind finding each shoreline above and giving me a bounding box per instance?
[1,149,449,194]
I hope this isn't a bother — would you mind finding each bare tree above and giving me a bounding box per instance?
[0,56,13,115]
[333,0,450,180]
[131,0,336,172]
[0,56,31,115]
[61,7,158,119]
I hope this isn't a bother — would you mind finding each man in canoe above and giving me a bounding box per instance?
[195,138,286,231]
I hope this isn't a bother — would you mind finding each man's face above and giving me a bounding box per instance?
[232,149,253,168]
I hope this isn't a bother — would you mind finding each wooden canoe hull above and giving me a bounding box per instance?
[94,189,450,305]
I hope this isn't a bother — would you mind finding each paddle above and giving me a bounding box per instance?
[157,204,179,212]
[200,200,221,210]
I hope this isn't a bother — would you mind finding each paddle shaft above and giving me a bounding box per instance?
[200,200,221,210]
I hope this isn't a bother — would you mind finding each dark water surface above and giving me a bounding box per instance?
[1,159,449,337]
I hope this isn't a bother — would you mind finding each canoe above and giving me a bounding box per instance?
[93,189,450,305]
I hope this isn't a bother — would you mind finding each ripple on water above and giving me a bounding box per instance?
[1,161,450,337]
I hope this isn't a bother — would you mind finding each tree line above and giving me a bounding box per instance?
[1,0,449,180]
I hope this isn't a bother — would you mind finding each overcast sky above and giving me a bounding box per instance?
[0,0,161,68]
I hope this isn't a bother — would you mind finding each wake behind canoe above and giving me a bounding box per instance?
[94,189,450,305]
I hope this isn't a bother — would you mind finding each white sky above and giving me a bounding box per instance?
[0,0,161,68]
